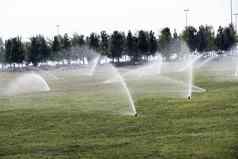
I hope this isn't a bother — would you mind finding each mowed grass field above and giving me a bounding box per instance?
[0,65,238,159]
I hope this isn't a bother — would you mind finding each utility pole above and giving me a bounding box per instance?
[184,9,190,28]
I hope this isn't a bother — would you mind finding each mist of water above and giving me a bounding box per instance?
[102,61,137,116]
[106,54,163,82]
[32,67,59,80]
[114,68,137,116]
[196,55,218,69]
[188,55,193,98]
[178,55,202,72]
[88,55,100,76]
[5,72,50,96]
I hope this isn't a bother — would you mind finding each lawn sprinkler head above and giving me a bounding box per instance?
[187,96,191,100]
[134,113,138,117]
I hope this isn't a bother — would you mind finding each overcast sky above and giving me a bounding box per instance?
[0,0,237,39]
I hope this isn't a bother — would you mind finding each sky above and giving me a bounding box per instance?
[0,0,237,40]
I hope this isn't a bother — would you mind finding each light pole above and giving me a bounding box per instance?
[231,0,233,25]
[56,25,60,35]
[184,9,190,28]
[233,13,238,32]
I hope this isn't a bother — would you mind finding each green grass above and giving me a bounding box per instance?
[0,67,238,159]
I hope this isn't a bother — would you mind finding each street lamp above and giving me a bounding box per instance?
[231,0,233,25]
[184,9,190,28]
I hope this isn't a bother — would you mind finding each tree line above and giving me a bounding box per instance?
[0,24,237,68]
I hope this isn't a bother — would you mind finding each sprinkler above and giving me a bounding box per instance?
[134,113,138,117]
[187,96,191,100]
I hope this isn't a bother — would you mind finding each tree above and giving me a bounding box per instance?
[110,31,125,63]
[126,31,133,57]
[215,26,224,51]
[197,25,216,52]
[62,33,72,64]
[170,29,182,57]
[71,33,85,47]
[0,38,5,64]
[159,27,172,59]
[62,33,71,50]
[40,37,51,62]
[148,31,158,56]
[223,24,236,50]
[29,35,50,66]
[5,39,12,65]
[126,31,139,63]
[215,24,236,51]
[206,26,216,51]
[5,37,25,68]
[173,29,178,39]
[138,30,149,60]
[182,26,198,52]
[88,33,100,51]
[51,35,62,62]
[100,31,109,56]
[23,41,31,65]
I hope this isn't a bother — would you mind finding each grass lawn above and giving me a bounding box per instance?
[0,65,238,159]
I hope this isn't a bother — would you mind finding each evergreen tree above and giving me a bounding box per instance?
[197,25,215,52]
[62,33,72,64]
[206,26,216,51]
[215,26,224,51]
[126,31,139,63]
[148,31,158,56]
[29,35,50,66]
[215,25,236,51]
[197,25,207,52]
[223,24,236,50]
[23,41,31,65]
[51,35,62,62]
[62,33,71,50]
[100,31,109,56]
[0,38,5,64]
[71,33,85,47]
[159,27,172,59]
[110,31,125,63]
[5,39,12,65]
[5,37,25,67]
[173,29,178,39]
[138,30,149,60]
[126,31,133,56]
[182,26,198,52]
[88,33,100,51]
[170,29,182,57]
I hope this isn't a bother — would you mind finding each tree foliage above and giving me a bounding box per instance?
[100,31,109,56]
[5,37,25,65]
[159,27,172,59]
[0,24,237,68]
[182,26,198,52]
[110,31,125,62]
[0,38,5,63]
[29,35,50,66]
[215,24,236,51]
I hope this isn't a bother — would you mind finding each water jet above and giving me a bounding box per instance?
[5,72,50,96]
